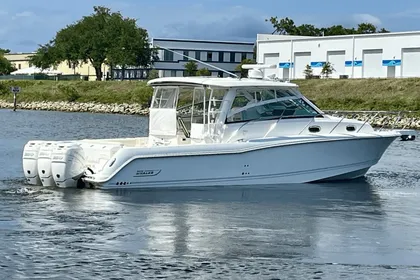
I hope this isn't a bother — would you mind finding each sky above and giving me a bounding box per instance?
[1,0,420,52]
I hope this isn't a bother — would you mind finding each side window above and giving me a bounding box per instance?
[152,87,179,109]
[226,88,318,123]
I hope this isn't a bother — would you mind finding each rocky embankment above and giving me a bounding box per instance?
[0,100,419,129]
[325,111,420,130]
[0,100,149,115]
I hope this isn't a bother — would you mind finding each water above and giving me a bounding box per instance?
[0,109,419,279]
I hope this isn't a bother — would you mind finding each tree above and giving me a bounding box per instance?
[321,62,335,78]
[266,17,297,35]
[0,48,10,54]
[184,61,198,76]
[29,42,60,70]
[0,54,15,75]
[30,6,156,81]
[267,16,390,36]
[357,23,377,34]
[147,69,159,80]
[235,58,256,78]
[303,64,313,79]
[196,68,211,76]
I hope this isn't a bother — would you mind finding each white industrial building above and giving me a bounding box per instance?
[256,31,420,80]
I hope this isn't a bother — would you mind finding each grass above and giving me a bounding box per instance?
[0,80,153,108]
[0,78,420,113]
[294,78,420,112]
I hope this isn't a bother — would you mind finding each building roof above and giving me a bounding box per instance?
[147,76,298,88]
[152,38,255,45]
[257,30,420,43]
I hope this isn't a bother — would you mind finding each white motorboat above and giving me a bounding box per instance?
[22,64,401,189]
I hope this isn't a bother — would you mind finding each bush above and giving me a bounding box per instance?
[57,84,81,102]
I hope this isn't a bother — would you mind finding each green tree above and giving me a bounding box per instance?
[0,54,16,75]
[266,17,297,35]
[30,6,156,81]
[267,17,389,36]
[0,48,10,54]
[184,61,198,76]
[29,42,60,70]
[321,62,335,78]
[357,23,377,34]
[147,69,159,80]
[303,64,313,79]
[235,58,256,78]
[196,68,211,76]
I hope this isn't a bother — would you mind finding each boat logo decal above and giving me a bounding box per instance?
[135,170,161,177]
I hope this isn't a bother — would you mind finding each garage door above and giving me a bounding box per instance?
[294,52,311,79]
[327,51,345,78]
[402,48,420,77]
[362,49,383,78]
[263,53,279,78]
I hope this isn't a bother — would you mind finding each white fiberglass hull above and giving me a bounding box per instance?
[84,133,397,189]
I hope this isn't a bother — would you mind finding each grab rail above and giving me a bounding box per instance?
[177,116,190,138]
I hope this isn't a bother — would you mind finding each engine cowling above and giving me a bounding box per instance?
[22,141,44,185]
[51,143,87,188]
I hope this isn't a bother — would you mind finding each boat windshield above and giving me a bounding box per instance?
[226,87,320,123]
[174,86,228,136]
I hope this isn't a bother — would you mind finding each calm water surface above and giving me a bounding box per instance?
[0,109,419,279]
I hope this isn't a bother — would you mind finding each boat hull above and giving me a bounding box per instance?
[86,135,397,189]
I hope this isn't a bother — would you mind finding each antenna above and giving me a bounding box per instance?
[241,64,277,79]
[153,44,239,78]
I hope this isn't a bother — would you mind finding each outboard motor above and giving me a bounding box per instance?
[22,141,44,185]
[37,141,59,187]
[51,142,87,188]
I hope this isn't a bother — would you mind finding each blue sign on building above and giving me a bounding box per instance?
[345,60,363,67]
[354,60,363,67]
[310,61,326,68]
[382,59,401,66]
[279,62,294,68]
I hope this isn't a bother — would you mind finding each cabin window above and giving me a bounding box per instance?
[151,87,179,109]
[226,88,319,123]
[346,125,356,132]
[309,126,321,133]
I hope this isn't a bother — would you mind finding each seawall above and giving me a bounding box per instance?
[0,100,149,115]
[0,100,419,129]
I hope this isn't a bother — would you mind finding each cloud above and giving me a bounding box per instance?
[391,9,420,19]
[352,13,382,26]
[15,11,35,18]
[17,39,38,47]
[157,6,271,41]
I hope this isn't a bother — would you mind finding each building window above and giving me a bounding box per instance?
[241,53,247,61]
[183,51,189,60]
[195,51,201,60]
[219,52,224,62]
[207,52,213,61]
[164,50,174,61]
[230,52,236,63]
[171,70,177,77]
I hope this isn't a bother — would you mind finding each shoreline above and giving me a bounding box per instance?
[0,100,149,115]
[1,100,419,129]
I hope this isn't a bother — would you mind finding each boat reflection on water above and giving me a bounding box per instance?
[88,180,385,262]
